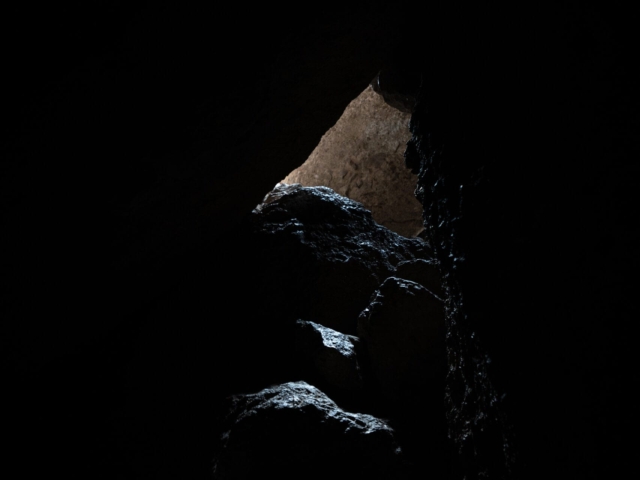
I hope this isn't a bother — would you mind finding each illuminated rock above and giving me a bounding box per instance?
[212,381,408,480]
[250,183,434,334]
[294,319,364,394]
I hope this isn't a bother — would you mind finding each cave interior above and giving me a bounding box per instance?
[3,3,638,479]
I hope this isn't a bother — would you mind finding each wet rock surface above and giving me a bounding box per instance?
[212,381,410,480]
[248,182,433,334]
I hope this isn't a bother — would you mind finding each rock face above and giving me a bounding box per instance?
[395,258,444,299]
[357,276,446,407]
[249,182,433,334]
[294,319,364,393]
[281,84,423,237]
[212,381,409,480]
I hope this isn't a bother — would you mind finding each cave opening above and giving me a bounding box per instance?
[273,76,424,238]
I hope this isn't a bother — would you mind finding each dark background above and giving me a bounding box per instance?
[3,2,638,479]
[3,2,421,478]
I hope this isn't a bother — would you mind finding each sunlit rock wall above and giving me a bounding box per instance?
[281,84,422,238]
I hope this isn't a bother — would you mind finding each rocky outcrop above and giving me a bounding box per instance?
[207,186,449,479]
[357,276,446,408]
[281,84,423,237]
[249,182,433,334]
[212,381,409,480]
[294,319,364,393]
[395,258,444,299]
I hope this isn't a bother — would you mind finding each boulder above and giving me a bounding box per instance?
[394,258,444,300]
[212,381,410,480]
[249,183,433,334]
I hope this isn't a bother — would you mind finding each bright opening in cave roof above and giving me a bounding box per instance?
[278,81,424,238]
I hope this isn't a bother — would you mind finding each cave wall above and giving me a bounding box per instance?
[3,2,638,479]
[406,4,639,479]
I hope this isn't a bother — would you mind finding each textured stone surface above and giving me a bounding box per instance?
[250,183,433,334]
[357,277,446,406]
[281,85,423,237]
[294,319,364,392]
[395,258,444,300]
[212,381,408,480]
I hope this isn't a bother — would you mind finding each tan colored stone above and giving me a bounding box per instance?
[281,85,423,237]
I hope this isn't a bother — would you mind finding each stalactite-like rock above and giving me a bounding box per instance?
[370,69,418,114]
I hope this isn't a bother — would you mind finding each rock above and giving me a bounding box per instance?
[370,69,418,114]
[212,381,409,480]
[394,258,444,300]
[357,276,446,407]
[294,319,364,393]
[249,183,433,334]
[280,84,423,237]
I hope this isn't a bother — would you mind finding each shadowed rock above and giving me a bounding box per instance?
[395,258,444,300]
[357,276,446,408]
[370,69,418,114]
[212,381,410,480]
[294,319,364,393]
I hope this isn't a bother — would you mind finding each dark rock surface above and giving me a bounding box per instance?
[358,277,446,407]
[394,258,444,299]
[370,69,418,114]
[248,182,433,334]
[355,276,450,475]
[403,4,640,480]
[212,381,409,480]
